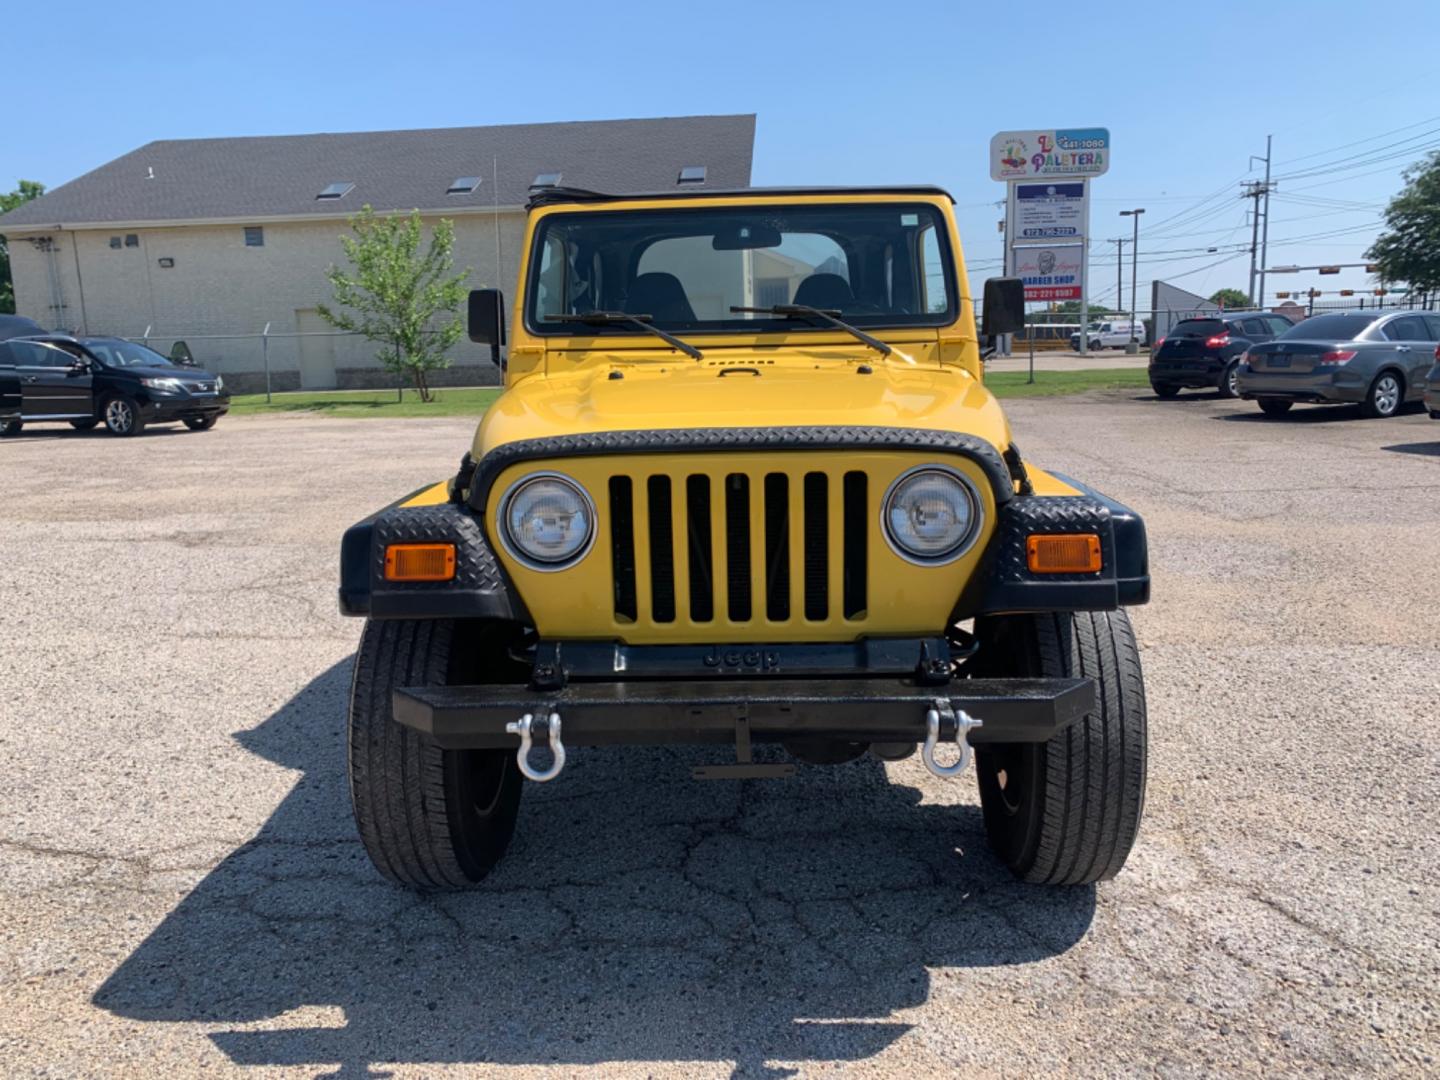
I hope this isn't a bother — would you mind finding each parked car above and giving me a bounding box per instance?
[0,335,229,437]
[1070,318,1145,351]
[1149,313,1292,399]
[1237,310,1440,419]
[0,314,46,341]
[1424,357,1440,419]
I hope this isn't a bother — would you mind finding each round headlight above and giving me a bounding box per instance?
[882,467,979,563]
[500,473,595,569]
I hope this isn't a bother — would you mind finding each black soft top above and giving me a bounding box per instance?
[526,185,955,210]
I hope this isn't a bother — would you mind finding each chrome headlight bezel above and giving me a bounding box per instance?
[880,464,983,566]
[496,471,597,572]
[140,376,184,393]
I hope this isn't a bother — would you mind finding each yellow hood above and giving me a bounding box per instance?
[474,355,1013,457]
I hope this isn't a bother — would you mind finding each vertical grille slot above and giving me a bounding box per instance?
[803,472,828,620]
[647,475,675,623]
[842,471,867,619]
[686,475,713,622]
[763,473,790,621]
[609,476,637,621]
[724,474,751,621]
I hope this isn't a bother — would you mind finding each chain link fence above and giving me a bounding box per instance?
[123,327,498,398]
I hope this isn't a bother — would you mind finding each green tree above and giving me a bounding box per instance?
[1209,288,1251,309]
[1367,151,1440,296]
[317,206,470,402]
[0,180,46,314]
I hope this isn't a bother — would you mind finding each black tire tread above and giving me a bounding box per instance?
[980,610,1147,885]
[348,619,473,890]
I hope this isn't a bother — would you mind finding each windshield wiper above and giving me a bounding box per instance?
[546,311,703,361]
[729,304,892,358]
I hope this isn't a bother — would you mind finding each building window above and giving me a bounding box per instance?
[124,234,139,247]
[244,226,264,247]
[109,236,122,249]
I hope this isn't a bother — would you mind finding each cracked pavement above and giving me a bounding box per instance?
[1,392,1437,1076]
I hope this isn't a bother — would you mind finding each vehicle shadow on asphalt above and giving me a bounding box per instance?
[93,660,1095,1078]
[1382,441,1440,457]
[1,427,189,441]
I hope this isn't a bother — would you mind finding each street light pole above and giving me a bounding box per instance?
[1120,209,1145,353]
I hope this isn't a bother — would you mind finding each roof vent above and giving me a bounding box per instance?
[447,176,481,195]
[677,165,706,185]
[530,172,562,190]
[317,182,355,200]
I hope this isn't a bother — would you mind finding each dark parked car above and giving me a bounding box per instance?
[0,314,47,341]
[0,335,229,437]
[1149,312,1293,399]
[1238,310,1440,419]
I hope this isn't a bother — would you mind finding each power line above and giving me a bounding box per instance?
[1270,114,1440,168]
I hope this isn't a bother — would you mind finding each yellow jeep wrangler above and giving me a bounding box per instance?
[339,185,1149,890]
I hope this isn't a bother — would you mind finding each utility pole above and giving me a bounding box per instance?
[1256,135,1272,309]
[1120,209,1145,352]
[1244,138,1274,308]
[1112,237,1128,312]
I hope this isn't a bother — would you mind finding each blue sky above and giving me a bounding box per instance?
[6,0,1438,307]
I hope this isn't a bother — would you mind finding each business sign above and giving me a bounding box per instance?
[1013,181,1087,240]
[991,128,1110,181]
[1012,244,1084,301]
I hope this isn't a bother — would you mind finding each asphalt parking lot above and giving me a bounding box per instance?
[2,390,1438,1077]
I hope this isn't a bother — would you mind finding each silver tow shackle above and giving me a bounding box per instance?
[922,702,983,779]
[504,711,567,783]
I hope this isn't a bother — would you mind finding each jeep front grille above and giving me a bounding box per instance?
[606,467,869,628]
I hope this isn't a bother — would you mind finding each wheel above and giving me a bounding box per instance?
[102,396,146,437]
[1089,339,1102,352]
[1151,383,1181,399]
[183,415,218,431]
[1360,371,1403,419]
[0,419,21,437]
[1258,398,1293,417]
[70,418,99,430]
[970,611,1147,885]
[1218,361,1240,399]
[349,618,525,890]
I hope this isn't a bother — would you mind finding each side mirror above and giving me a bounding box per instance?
[981,277,1025,337]
[468,289,506,365]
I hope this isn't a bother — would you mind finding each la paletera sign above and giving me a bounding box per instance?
[991,128,1110,181]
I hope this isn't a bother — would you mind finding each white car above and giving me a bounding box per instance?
[1070,319,1145,351]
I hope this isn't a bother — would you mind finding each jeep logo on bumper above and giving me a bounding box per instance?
[702,646,783,673]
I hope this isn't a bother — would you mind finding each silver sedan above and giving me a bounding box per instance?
[1237,310,1440,419]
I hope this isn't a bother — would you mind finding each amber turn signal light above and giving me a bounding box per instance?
[1026,534,1102,574]
[384,543,456,582]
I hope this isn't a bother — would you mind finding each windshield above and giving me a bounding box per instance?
[1280,313,1377,341]
[1171,319,1226,337]
[527,203,955,336]
[83,339,176,367]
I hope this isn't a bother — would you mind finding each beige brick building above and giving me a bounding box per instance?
[1,116,755,391]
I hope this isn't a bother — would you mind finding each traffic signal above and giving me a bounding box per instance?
[1318,266,1340,275]
[1275,291,1291,299]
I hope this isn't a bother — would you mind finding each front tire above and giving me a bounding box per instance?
[971,611,1147,885]
[349,618,524,890]
[183,415,218,431]
[0,419,21,437]
[70,418,99,430]
[102,396,146,436]
[1151,382,1181,399]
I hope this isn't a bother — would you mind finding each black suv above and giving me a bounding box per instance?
[0,335,229,437]
[1149,312,1294,399]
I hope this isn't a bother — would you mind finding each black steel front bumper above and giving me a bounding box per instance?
[392,674,1096,750]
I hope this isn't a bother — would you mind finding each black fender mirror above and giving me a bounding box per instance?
[981,277,1025,338]
[468,289,506,366]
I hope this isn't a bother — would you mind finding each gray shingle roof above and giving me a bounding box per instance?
[0,114,755,230]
